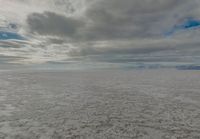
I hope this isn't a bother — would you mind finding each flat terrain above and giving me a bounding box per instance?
[0,69,200,139]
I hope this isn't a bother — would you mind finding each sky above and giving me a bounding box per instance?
[0,0,200,69]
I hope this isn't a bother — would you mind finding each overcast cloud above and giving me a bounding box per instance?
[0,0,200,66]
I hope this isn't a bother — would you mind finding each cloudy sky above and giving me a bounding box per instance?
[0,0,200,68]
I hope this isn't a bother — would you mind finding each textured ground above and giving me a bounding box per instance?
[0,69,200,139]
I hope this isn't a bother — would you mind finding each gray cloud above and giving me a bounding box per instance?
[27,11,84,37]
[82,0,192,40]
[25,0,194,41]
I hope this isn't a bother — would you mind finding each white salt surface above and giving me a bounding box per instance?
[0,69,200,139]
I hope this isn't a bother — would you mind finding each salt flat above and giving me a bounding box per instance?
[0,69,200,139]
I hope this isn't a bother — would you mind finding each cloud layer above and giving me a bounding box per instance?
[0,0,200,66]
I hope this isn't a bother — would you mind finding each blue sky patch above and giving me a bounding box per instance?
[0,31,24,40]
[182,19,200,29]
[165,18,200,36]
